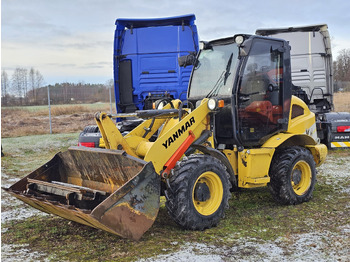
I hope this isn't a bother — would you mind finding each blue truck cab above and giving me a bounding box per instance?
[78,14,199,147]
[114,14,199,113]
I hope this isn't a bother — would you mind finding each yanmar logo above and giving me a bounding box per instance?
[162,117,195,149]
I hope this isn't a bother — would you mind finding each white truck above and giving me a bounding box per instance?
[256,24,350,148]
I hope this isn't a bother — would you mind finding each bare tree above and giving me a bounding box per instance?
[26,68,44,104]
[11,68,23,102]
[35,69,44,95]
[11,67,28,105]
[22,68,28,100]
[1,70,10,105]
[334,49,350,81]
[29,68,36,104]
[334,49,350,92]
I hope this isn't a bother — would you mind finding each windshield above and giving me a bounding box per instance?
[188,43,239,99]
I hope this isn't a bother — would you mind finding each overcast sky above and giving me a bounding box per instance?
[2,0,350,85]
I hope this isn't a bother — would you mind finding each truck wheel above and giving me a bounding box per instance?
[82,125,99,133]
[165,154,231,230]
[268,146,316,205]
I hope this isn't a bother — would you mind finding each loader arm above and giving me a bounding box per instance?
[144,98,213,174]
[95,98,214,175]
[94,100,182,158]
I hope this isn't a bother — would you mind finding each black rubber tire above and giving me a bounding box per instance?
[268,146,316,205]
[165,154,231,230]
[82,125,99,133]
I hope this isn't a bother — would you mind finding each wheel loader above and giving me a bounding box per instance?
[4,34,327,241]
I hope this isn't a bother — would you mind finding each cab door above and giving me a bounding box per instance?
[236,38,290,146]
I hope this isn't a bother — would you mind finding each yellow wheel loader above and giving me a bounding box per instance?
[4,34,327,240]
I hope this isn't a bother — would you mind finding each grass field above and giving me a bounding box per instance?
[1,102,116,138]
[2,102,115,113]
[333,91,350,112]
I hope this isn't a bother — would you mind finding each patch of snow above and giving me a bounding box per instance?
[139,229,350,262]
[138,242,223,262]
[1,244,51,262]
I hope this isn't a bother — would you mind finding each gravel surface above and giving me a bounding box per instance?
[140,226,349,261]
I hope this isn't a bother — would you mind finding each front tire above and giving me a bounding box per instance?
[268,146,316,205]
[165,154,231,230]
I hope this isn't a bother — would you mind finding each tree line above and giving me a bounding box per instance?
[38,81,114,105]
[333,49,350,92]
[1,67,44,106]
[1,67,114,106]
[1,49,349,106]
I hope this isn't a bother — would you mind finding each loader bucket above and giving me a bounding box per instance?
[4,146,160,241]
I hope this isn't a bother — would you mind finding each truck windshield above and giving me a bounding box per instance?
[188,43,239,98]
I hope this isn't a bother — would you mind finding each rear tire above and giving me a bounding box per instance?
[165,154,231,230]
[82,125,99,133]
[268,146,316,205]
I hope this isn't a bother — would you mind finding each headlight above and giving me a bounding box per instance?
[157,101,164,109]
[208,99,217,110]
[235,35,244,45]
[153,100,165,109]
[199,41,212,50]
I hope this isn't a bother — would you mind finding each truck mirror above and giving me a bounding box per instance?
[178,53,197,67]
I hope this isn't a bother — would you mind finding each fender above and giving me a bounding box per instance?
[261,133,317,148]
[191,144,237,188]
[262,133,327,167]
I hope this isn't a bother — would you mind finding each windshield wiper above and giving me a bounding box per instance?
[224,53,233,85]
[206,53,233,98]
[206,71,225,98]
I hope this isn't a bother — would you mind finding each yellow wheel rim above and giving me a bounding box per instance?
[291,160,312,196]
[192,171,223,216]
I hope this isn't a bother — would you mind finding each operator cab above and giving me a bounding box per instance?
[185,35,292,148]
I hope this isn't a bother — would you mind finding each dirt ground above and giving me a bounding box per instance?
[333,91,350,112]
[1,109,96,138]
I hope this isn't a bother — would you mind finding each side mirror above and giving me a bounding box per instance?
[268,84,274,92]
[238,38,253,57]
[178,53,197,67]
